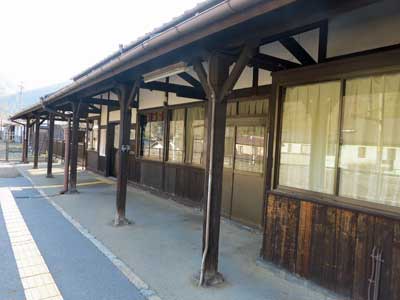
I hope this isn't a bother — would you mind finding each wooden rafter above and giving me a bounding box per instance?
[142,81,206,100]
[250,53,301,71]
[219,42,258,101]
[81,98,120,107]
[178,72,202,89]
[192,59,211,100]
[318,20,328,63]
[280,37,316,65]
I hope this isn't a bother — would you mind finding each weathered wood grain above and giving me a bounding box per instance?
[374,217,394,300]
[352,214,375,300]
[335,209,357,296]
[295,201,313,277]
[390,223,400,300]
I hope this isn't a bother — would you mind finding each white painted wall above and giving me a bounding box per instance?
[100,105,108,125]
[109,110,120,122]
[327,0,400,57]
[138,89,165,109]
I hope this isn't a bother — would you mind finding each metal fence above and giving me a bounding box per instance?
[0,140,23,161]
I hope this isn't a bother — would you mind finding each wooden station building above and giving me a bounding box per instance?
[10,0,400,298]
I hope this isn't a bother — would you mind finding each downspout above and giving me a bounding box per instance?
[199,85,217,287]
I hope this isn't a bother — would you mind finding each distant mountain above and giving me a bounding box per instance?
[0,82,67,120]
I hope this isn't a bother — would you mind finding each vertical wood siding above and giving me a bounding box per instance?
[262,193,400,300]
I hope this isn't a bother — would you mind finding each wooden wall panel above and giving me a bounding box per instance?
[163,164,204,204]
[263,193,399,300]
[373,217,394,300]
[140,160,163,189]
[98,156,106,173]
[164,165,177,194]
[309,205,337,290]
[86,151,98,172]
[295,201,313,277]
[335,210,357,296]
[391,223,400,299]
[353,214,375,300]
[262,194,299,272]
[263,194,276,261]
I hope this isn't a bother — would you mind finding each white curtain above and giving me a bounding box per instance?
[339,73,400,206]
[185,107,205,165]
[279,81,340,193]
[168,109,185,162]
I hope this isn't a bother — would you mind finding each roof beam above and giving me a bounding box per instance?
[81,98,120,107]
[279,37,316,65]
[219,42,258,101]
[142,81,206,100]
[318,20,328,63]
[88,104,101,113]
[192,59,211,100]
[250,53,301,71]
[177,72,202,89]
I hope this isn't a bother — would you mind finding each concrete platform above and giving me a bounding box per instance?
[16,162,344,300]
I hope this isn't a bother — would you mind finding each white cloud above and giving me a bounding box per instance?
[0,0,202,92]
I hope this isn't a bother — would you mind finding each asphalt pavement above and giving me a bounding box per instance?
[0,163,144,300]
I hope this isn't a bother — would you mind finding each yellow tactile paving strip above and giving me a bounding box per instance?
[0,188,63,300]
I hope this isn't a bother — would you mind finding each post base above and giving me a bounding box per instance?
[113,214,133,226]
[46,174,54,178]
[194,270,225,287]
[68,188,79,194]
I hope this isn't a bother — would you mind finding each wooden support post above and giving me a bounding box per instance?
[69,101,81,193]
[114,81,139,226]
[33,115,40,169]
[84,119,89,170]
[46,113,55,178]
[195,43,257,287]
[61,119,71,194]
[22,117,30,163]
[201,54,230,285]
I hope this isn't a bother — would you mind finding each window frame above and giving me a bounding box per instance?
[137,102,206,168]
[270,48,400,218]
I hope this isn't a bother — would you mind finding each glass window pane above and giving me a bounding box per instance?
[224,126,235,168]
[238,100,268,116]
[234,126,265,173]
[141,112,164,160]
[169,109,185,162]
[114,125,119,149]
[186,106,205,165]
[279,81,341,193]
[149,121,164,160]
[130,128,136,153]
[99,128,106,156]
[339,73,400,207]
[92,120,98,151]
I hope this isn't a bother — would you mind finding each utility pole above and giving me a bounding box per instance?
[17,82,24,111]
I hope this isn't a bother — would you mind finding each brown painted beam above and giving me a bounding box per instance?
[250,53,301,71]
[318,20,328,63]
[142,81,206,100]
[219,42,258,101]
[23,117,30,163]
[200,53,230,286]
[114,83,135,226]
[46,113,55,178]
[69,101,81,193]
[33,114,40,169]
[61,119,71,194]
[178,72,202,89]
[192,59,212,100]
[279,36,316,65]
